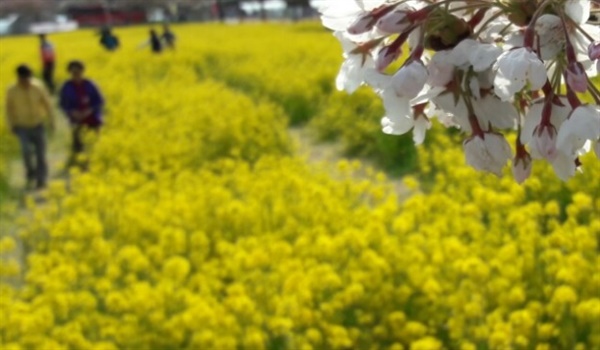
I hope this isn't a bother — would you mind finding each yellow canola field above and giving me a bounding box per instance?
[1,23,599,350]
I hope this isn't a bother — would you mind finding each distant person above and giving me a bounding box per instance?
[5,65,55,190]
[138,29,162,53]
[150,29,162,53]
[99,27,120,51]
[39,33,56,93]
[161,24,176,50]
[59,60,105,164]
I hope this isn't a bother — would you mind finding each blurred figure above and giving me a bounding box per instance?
[5,64,55,190]
[149,29,162,53]
[59,61,105,165]
[138,29,162,53]
[99,27,120,51]
[161,23,176,50]
[39,33,56,93]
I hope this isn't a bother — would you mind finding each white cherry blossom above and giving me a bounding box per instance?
[356,0,390,12]
[463,132,512,177]
[513,153,533,184]
[572,23,600,75]
[318,0,389,31]
[449,40,502,72]
[336,58,373,93]
[521,98,571,145]
[532,13,598,75]
[347,13,378,35]
[391,60,428,99]
[379,82,439,142]
[472,94,518,130]
[469,43,503,72]
[556,104,600,155]
[475,9,511,43]
[379,81,440,142]
[469,76,481,100]
[521,97,571,160]
[534,125,559,161]
[377,8,411,34]
[449,39,478,69]
[363,68,392,92]
[427,51,454,87]
[565,0,590,24]
[561,0,598,74]
[380,89,413,135]
[432,92,517,132]
[432,93,470,131]
[318,1,367,31]
[535,15,563,60]
[476,68,495,90]
[319,0,600,181]
[426,102,457,128]
[493,48,548,101]
[412,115,431,145]
[551,152,578,181]
[334,31,377,93]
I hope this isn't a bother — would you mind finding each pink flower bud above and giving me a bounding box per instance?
[533,124,558,161]
[566,61,588,93]
[376,9,410,34]
[347,13,375,35]
[375,45,402,71]
[512,152,532,184]
[589,41,600,61]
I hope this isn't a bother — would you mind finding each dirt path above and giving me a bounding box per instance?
[0,106,71,287]
[289,127,411,199]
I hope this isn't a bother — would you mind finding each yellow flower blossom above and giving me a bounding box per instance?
[411,337,442,350]
[552,285,579,305]
[0,236,16,254]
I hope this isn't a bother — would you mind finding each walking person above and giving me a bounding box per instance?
[150,29,163,53]
[137,29,163,53]
[99,27,120,51]
[161,24,176,50]
[59,60,105,167]
[5,65,55,190]
[39,33,56,94]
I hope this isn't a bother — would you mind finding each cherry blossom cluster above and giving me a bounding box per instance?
[318,0,600,182]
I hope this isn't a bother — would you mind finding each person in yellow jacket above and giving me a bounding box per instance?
[5,64,55,190]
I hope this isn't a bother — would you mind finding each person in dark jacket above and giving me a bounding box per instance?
[59,60,104,163]
[150,29,162,53]
[99,27,120,51]
[137,29,163,53]
[162,24,176,50]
